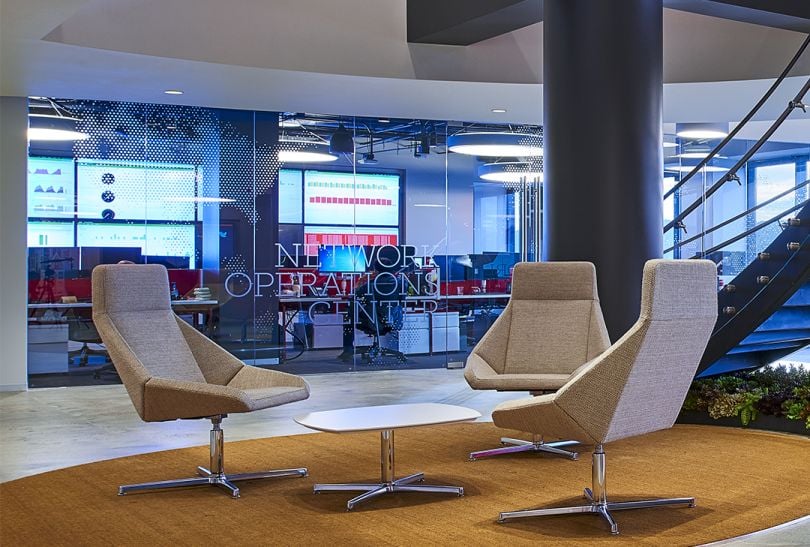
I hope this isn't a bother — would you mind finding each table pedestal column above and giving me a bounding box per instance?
[313,429,465,510]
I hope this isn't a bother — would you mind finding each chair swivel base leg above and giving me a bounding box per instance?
[314,472,463,511]
[497,446,695,535]
[498,495,694,534]
[118,466,308,498]
[469,438,579,461]
[117,415,307,498]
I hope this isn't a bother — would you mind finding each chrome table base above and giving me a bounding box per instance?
[497,444,695,534]
[118,415,308,498]
[314,429,464,510]
[470,435,579,461]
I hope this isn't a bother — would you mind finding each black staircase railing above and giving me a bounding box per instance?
[696,201,810,376]
[664,34,810,203]
[665,178,810,256]
[659,34,810,376]
[665,76,810,234]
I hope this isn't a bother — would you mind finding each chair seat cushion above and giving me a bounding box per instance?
[492,394,596,444]
[464,354,571,391]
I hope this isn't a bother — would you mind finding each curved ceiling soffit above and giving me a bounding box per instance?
[36,0,810,85]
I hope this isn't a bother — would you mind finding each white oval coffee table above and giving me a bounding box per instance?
[295,402,481,510]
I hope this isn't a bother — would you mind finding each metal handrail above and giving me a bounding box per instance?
[665,178,810,254]
[664,76,810,234]
[691,198,808,258]
[664,34,810,201]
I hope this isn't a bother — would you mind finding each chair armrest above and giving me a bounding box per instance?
[227,365,310,393]
[175,316,244,385]
[143,377,251,422]
[464,353,499,389]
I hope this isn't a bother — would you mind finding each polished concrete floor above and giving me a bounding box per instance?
[1,368,808,545]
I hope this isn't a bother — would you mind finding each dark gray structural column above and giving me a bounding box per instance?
[543,0,664,340]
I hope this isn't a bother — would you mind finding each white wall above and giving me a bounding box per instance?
[0,96,29,391]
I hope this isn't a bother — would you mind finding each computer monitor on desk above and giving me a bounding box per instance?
[318,246,369,274]
[145,255,191,269]
[79,247,143,271]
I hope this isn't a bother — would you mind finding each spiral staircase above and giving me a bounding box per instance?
[665,36,810,377]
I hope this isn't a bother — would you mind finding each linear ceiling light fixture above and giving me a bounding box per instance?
[664,164,727,173]
[28,98,90,142]
[447,132,543,157]
[675,148,726,160]
[675,122,729,140]
[164,197,237,203]
[278,141,338,163]
[478,162,544,183]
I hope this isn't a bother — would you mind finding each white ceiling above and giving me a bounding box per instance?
[1,0,809,135]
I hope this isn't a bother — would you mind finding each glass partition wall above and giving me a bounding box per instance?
[26,98,808,386]
[25,100,542,386]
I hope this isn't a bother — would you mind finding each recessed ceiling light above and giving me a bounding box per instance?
[378,118,391,123]
[413,203,446,208]
[164,90,184,95]
[491,108,507,113]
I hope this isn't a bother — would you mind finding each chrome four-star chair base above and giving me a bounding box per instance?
[313,429,464,510]
[470,434,579,461]
[117,415,308,498]
[497,444,695,535]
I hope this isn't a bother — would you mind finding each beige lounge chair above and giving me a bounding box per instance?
[494,259,718,534]
[92,264,310,498]
[465,261,610,460]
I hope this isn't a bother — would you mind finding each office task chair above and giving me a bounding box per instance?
[494,259,717,535]
[66,307,109,367]
[92,264,310,498]
[353,246,408,365]
[465,262,610,460]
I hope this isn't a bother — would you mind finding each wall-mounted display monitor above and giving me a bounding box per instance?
[304,171,400,226]
[303,226,399,255]
[77,160,198,222]
[318,246,369,274]
[279,169,303,223]
[77,222,195,268]
[27,157,75,219]
[27,221,75,248]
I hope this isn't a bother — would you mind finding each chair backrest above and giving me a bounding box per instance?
[556,259,718,444]
[92,264,205,417]
[475,262,610,375]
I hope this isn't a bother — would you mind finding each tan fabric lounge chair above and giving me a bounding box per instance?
[464,261,610,460]
[92,264,311,498]
[494,259,718,534]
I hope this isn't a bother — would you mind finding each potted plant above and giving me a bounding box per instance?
[678,364,810,434]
